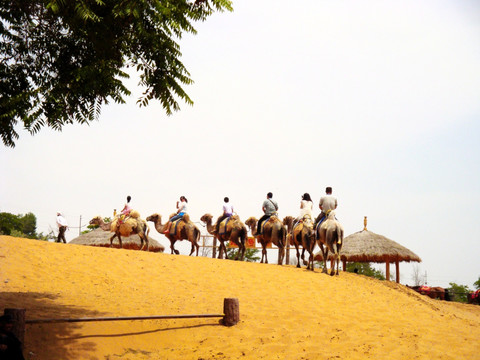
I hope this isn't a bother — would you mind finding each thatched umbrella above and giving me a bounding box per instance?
[315,217,421,283]
[69,228,165,252]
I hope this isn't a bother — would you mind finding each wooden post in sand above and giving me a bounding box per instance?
[212,237,217,259]
[285,235,290,265]
[4,308,26,349]
[395,261,400,283]
[223,298,239,326]
[385,261,390,281]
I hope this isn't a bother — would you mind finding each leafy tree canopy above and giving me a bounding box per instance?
[447,282,471,303]
[345,262,386,281]
[0,211,41,239]
[0,0,232,147]
[474,277,480,290]
[226,244,260,263]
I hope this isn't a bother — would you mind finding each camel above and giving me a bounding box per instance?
[146,213,200,256]
[89,212,150,251]
[200,214,247,261]
[468,290,480,305]
[316,210,344,275]
[245,216,286,265]
[407,285,449,301]
[283,215,316,270]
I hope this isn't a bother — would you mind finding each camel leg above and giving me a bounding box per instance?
[301,248,308,266]
[260,243,266,263]
[144,233,149,251]
[194,240,199,257]
[295,246,301,268]
[322,246,329,274]
[116,234,123,249]
[109,234,117,248]
[169,238,179,255]
[139,232,149,251]
[240,244,246,261]
[218,241,226,259]
[309,252,314,271]
[277,247,283,265]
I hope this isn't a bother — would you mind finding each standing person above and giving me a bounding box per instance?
[56,212,68,243]
[0,314,25,360]
[297,193,313,222]
[315,186,337,226]
[163,196,188,234]
[215,197,234,234]
[254,192,278,235]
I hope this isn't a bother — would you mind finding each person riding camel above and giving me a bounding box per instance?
[294,193,313,228]
[163,196,188,234]
[315,187,337,227]
[119,196,132,224]
[254,192,278,236]
[214,197,234,234]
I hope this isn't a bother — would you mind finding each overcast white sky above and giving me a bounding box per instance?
[1,0,479,288]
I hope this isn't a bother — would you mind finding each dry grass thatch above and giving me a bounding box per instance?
[69,228,165,252]
[321,229,421,263]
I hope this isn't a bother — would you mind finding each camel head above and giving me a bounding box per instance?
[283,216,294,228]
[89,216,103,225]
[200,213,213,225]
[244,217,257,231]
[146,213,161,223]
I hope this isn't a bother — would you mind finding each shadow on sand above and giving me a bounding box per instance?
[2,291,222,360]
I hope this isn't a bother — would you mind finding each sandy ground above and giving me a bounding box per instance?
[1,235,479,360]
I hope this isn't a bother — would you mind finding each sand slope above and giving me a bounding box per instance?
[1,236,479,360]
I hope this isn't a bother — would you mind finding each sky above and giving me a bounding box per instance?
[1,0,479,288]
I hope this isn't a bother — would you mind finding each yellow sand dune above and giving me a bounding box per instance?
[1,236,479,359]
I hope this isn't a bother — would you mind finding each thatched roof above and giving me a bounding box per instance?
[69,228,165,253]
[330,229,422,263]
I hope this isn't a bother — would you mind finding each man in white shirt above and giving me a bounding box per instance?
[215,197,234,234]
[56,212,68,243]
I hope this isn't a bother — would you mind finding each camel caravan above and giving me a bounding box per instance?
[88,192,344,276]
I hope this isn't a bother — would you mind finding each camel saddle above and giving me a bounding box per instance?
[218,216,232,235]
[169,218,184,235]
[472,290,480,299]
[419,285,431,294]
[219,215,240,235]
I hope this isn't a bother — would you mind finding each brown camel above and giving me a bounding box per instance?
[407,285,450,301]
[283,215,316,270]
[316,210,343,275]
[468,290,480,305]
[200,214,247,261]
[245,216,286,265]
[146,213,200,256]
[89,213,150,251]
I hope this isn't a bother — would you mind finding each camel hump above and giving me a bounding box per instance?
[182,213,190,223]
[129,210,140,219]
[110,218,118,231]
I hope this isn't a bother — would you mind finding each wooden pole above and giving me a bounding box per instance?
[212,236,217,259]
[4,308,25,349]
[223,298,239,326]
[386,261,390,281]
[285,236,290,265]
[395,261,400,283]
[342,259,347,271]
